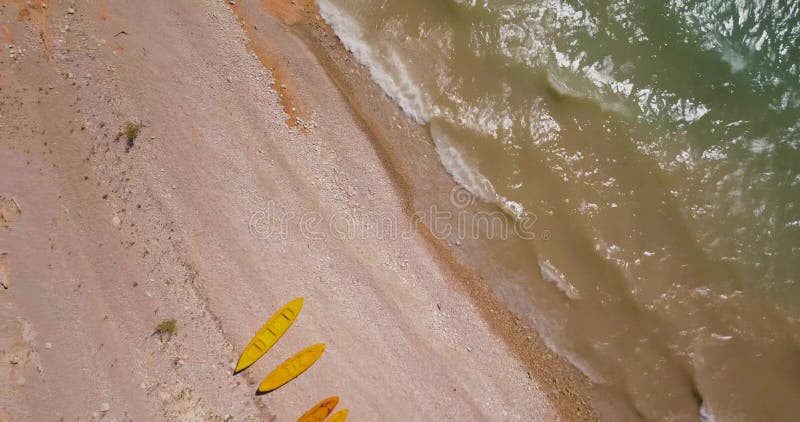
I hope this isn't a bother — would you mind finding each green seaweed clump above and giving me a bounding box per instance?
[154,318,177,342]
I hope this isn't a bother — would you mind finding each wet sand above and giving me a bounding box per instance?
[0,1,594,421]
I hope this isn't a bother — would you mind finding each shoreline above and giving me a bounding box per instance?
[1,0,596,420]
[244,1,598,419]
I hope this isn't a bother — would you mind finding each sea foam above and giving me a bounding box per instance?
[317,0,429,124]
[431,124,528,220]
[319,0,530,222]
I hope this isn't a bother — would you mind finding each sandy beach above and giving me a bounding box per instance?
[0,1,595,421]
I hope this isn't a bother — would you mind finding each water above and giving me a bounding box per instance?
[319,0,800,419]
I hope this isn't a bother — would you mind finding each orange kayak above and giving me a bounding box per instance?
[297,396,339,422]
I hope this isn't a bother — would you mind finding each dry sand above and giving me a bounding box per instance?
[0,1,594,420]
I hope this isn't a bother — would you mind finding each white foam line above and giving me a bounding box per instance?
[431,125,528,220]
[317,0,429,123]
[319,1,529,222]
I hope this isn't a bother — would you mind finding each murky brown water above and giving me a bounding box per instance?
[319,0,800,420]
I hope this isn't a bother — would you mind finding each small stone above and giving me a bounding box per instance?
[9,355,19,364]
[66,8,75,14]
[111,215,121,227]
[44,342,52,349]
[100,402,110,412]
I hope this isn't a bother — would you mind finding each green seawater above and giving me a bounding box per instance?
[319,0,800,419]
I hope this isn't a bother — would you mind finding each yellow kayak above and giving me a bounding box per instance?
[326,409,349,422]
[257,343,326,393]
[234,297,304,374]
[296,396,339,422]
